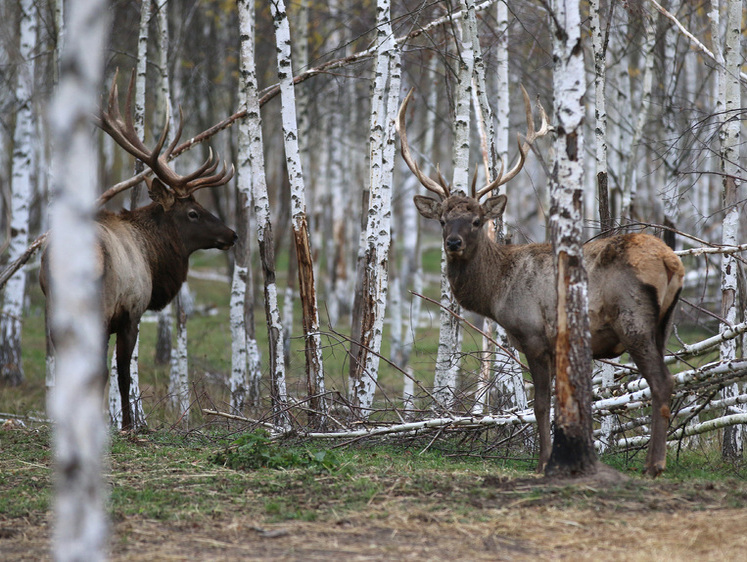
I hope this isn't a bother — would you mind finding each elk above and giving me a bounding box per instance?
[40,71,237,430]
[398,88,684,477]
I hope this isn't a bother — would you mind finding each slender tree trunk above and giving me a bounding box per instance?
[432,0,474,410]
[349,0,401,416]
[0,0,36,386]
[154,0,174,367]
[48,0,110,557]
[270,0,326,428]
[590,0,612,235]
[168,287,191,425]
[229,187,250,413]
[545,0,598,478]
[620,9,657,222]
[239,0,287,427]
[719,0,744,460]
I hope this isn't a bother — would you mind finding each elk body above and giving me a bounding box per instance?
[40,73,236,430]
[398,89,685,477]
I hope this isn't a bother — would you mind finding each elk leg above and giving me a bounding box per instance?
[116,320,139,431]
[526,353,552,473]
[628,342,674,477]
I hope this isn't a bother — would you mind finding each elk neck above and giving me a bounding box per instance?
[124,204,190,311]
[444,227,508,320]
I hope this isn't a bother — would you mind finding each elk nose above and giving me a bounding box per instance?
[446,236,462,252]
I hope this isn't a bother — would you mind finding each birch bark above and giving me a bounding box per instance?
[432,1,475,409]
[546,0,598,477]
[350,0,400,415]
[241,0,287,426]
[620,9,657,222]
[0,0,36,386]
[48,0,109,557]
[719,0,744,460]
[270,0,326,428]
[154,1,174,368]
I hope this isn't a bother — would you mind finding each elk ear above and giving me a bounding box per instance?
[413,195,442,220]
[147,178,176,211]
[482,194,507,220]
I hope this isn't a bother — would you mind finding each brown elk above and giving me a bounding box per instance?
[40,72,237,430]
[398,88,684,477]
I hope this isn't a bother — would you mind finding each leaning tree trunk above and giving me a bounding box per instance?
[239,0,287,426]
[48,0,110,557]
[545,0,598,478]
[0,0,36,387]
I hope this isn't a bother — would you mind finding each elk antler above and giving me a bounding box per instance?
[474,85,551,200]
[97,69,234,198]
[396,88,450,200]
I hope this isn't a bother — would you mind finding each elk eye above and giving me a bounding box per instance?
[188,209,199,220]
[473,218,481,227]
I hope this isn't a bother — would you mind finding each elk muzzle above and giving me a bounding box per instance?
[445,235,463,253]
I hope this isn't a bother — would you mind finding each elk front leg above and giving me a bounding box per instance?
[116,320,139,431]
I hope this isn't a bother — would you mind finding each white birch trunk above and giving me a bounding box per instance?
[433,1,474,410]
[1,0,36,386]
[620,10,657,221]
[153,0,174,367]
[169,288,190,424]
[350,0,400,414]
[239,0,287,426]
[719,0,744,459]
[48,0,109,557]
[547,0,596,474]
[270,0,327,425]
[229,263,249,413]
[590,0,615,453]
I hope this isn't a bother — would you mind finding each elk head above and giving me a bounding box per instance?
[398,86,550,259]
[97,70,237,252]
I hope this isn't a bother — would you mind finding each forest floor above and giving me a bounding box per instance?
[2,426,747,561]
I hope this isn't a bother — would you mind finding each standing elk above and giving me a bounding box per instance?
[398,88,684,477]
[41,72,237,430]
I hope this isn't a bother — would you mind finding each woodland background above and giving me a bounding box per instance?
[1,0,747,471]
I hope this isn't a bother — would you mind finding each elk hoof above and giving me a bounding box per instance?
[644,462,665,478]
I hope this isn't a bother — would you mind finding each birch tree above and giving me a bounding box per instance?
[349,0,401,415]
[270,0,326,428]
[108,1,151,428]
[620,9,657,222]
[154,0,174,367]
[231,7,263,411]
[545,0,598,477]
[47,0,110,556]
[719,0,744,460]
[240,0,287,426]
[0,0,36,387]
[430,1,475,410]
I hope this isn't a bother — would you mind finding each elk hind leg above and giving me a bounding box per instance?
[115,321,139,431]
[628,339,673,477]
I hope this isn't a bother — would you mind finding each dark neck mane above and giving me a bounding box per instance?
[446,230,503,319]
[127,205,190,311]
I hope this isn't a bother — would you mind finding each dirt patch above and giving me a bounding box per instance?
[3,476,747,561]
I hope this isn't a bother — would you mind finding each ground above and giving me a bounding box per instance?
[2,428,747,561]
